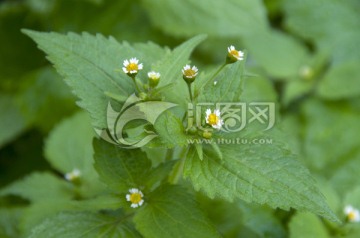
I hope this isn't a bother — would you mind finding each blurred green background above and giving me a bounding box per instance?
[0,0,359,237]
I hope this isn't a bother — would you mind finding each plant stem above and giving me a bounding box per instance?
[168,147,189,184]
[187,82,193,102]
[131,76,141,93]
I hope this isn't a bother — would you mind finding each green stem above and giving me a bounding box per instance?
[168,147,189,184]
[187,82,193,102]
[131,76,141,93]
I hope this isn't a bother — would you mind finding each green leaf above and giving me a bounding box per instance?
[317,61,360,99]
[154,34,206,107]
[283,0,360,63]
[134,184,221,238]
[45,111,105,197]
[17,67,77,132]
[0,172,73,202]
[197,59,245,103]
[301,99,360,173]
[0,94,28,149]
[20,194,124,235]
[141,0,268,37]
[29,211,141,238]
[23,29,167,129]
[93,138,152,192]
[0,208,22,238]
[243,30,309,78]
[144,160,176,190]
[330,151,360,195]
[153,112,189,148]
[183,139,339,222]
[289,212,329,238]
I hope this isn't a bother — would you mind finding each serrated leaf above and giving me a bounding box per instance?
[289,212,329,238]
[141,0,268,37]
[29,211,141,238]
[183,140,338,222]
[93,138,151,192]
[134,184,220,238]
[153,112,188,148]
[23,30,167,129]
[196,58,245,103]
[0,172,72,202]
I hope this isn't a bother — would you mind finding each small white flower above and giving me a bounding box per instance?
[126,188,144,208]
[64,168,81,181]
[148,71,160,80]
[344,205,360,222]
[182,65,198,79]
[205,109,224,130]
[227,45,244,62]
[122,58,143,75]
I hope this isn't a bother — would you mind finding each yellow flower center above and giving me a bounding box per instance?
[130,193,142,204]
[229,50,239,57]
[184,69,196,78]
[127,63,138,72]
[348,211,357,221]
[208,113,219,125]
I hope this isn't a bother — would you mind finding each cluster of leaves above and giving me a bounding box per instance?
[0,0,360,237]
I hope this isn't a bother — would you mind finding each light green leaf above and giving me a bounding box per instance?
[141,0,268,37]
[330,151,360,195]
[23,29,167,129]
[183,140,339,222]
[134,184,221,238]
[289,212,329,238]
[284,0,360,63]
[29,211,141,238]
[0,172,73,202]
[243,30,309,78]
[317,61,360,99]
[45,111,105,197]
[154,34,206,107]
[196,59,245,103]
[45,112,94,174]
[93,138,152,192]
[301,99,360,172]
[153,112,189,148]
